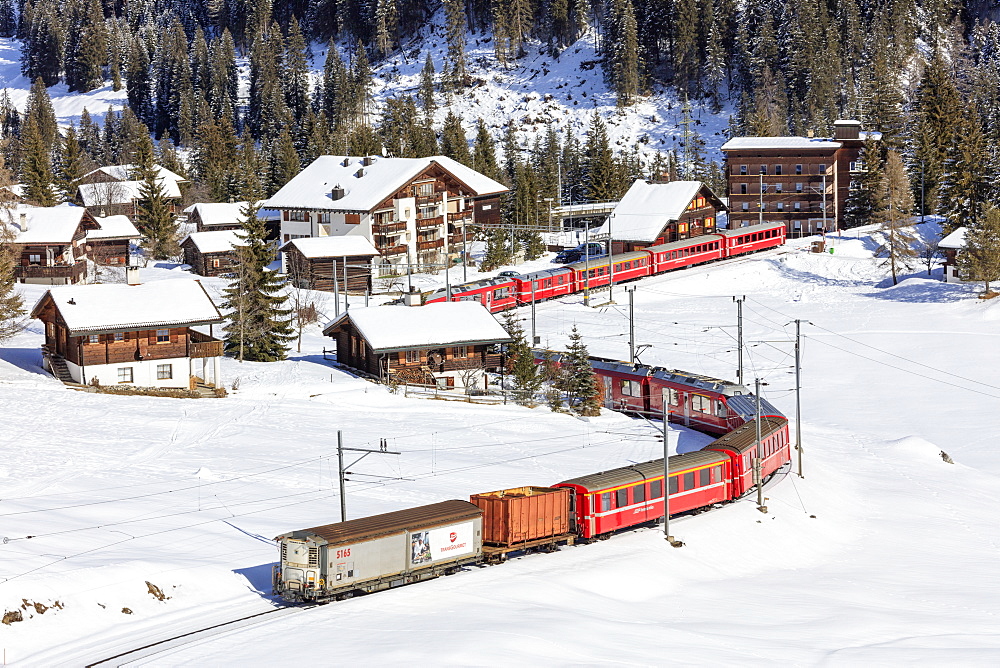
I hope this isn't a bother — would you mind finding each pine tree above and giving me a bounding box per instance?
[875,150,916,286]
[65,0,107,93]
[267,127,301,196]
[562,324,601,416]
[419,51,436,119]
[442,0,467,91]
[126,37,153,126]
[20,114,55,206]
[583,112,614,201]
[959,205,1000,294]
[440,110,471,166]
[322,40,347,126]
[911,51,961,215]
[472,118,501,181]
[0,150,23,341]
[283,16,311,127]
[24,77,57,151]
[842,136,883,229]
[939,105,991,234]
[134,134,179,259]
[480,229,513,270]
[209,30,239,129]
[222,199,295,362]
[671,0,698,97]
[0,0,14,38]
[501,310,540,405]
[21,2,63,86]
[54,124,85,202]
[374,0,398,57]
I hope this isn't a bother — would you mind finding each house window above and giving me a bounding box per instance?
[793,220,802,230]
[418,206,437,219]
[796,183,803,193]
[741,202,749,211]
[114,332,124,342]
[415,182,434,196]
[454,345,468,358]
[795,164,802,175]
[739,184,747,194]
[739,165,748,175]
[774,165,782,175]
[289,210,308,222]
[28,254,41,265]
[818,164,826,174]
[117,367,133,383]
[317,212,331,224]
[760,202,766,211]
[776,202,784,211]
[156,329,170,343]
[406,349,420,363]
[759,165,767,174]
[794,202,801,211]
[88,334,99,344]
[212,259,221,268]
[775,183,782,193]
[156,364,173,379]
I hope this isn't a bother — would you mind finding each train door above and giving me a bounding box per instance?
[642,381,651,415]
[604,378,613,408]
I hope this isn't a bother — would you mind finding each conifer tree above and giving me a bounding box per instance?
[134,134,179,259]
[21,2,62,86]
[374,0,398,57]
[20,114,55,206]
[267,127,301,195]
[440,110,471,166]
[283,16,311,127]
[0,0,14,38]
[322,40,346,126]
[939,105,991,234]
[222,199,295,362]
[912,51,961,214]
[0,150,23,342]
[480,229,513,271]
[209,30,239,129]
[65,0,106,93]
[583,112,614,201]
[126,37,153,126]
[562,325,601,416]
[419,52,436,119]
[54,124,85,202]
[442,0,467,91]
[959,205,1000,295]
[501,310,540,405]
[472,118,501,181]
[24,77,57,151]
[842,136,883,229]
[875,150,916,286]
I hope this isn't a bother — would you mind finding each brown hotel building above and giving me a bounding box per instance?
[721,120,874,237]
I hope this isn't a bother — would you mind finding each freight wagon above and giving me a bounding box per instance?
[274,500,483,603]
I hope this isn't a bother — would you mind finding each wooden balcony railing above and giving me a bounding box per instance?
[189,330,224,359]
[447,234,468,246]
[416,216,443,229]
[416,194,440,206]
[14,261,87,283]
[417,238,444,251]
[380,244,408,256]
[449,210,473,222]
[373,221,406,234]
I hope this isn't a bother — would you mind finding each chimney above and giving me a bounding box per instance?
[126,266,140,285]
[833,119,862,140]
[362,156,375,166]
[331,185,345,201]
[355,168,365,178]
[19,212,27,231]
[806,129,815,139]
[342,157,350,167]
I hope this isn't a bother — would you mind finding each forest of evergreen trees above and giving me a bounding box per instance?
[3,0,1000,242]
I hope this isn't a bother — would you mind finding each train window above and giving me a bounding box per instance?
[633,485,646,503]
[716,400,727,417]
[616,488,628,508]
[684,471,696,489]
[601,493,612,512]
[651,479,663,498]
[666,388,680,405]
[669,476,678,494]
[712,466,723,483]
[700,469,711,486]
[691,394,712,413]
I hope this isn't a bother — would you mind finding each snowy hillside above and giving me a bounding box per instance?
[2,225,1000,664]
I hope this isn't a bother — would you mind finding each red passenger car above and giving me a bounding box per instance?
[511,267,575,304]
[566,251,651,294]
[555,450,732,540]
[645,235,725,274]
[718,221,786,257]
[703,416,790,497]
[424,277,519,313]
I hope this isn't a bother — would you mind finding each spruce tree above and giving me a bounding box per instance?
[583,112,614,201]
[54,124,85,203]
[322,40,347,126]
[419,51,436,119]
[440,111,471,166]
[912,51,961,215]
[374,0,398,57]
[126,37,153,126]
[562,325,601,416]
[222,199,295,362]
[134,134,179,259]
[442,0,467,91]
[0,151,23,341]
[480,229,513,270]
[267,127,301,196]
[501,310,540,405]
[939,105,991,234]
[24,77,57,151]
[20,114,55,206]
[875,151,917,286]
[0,0,14,38]
[959,205,1000,295]
[472,118,501,181]
[283,16,311,127]
[842,136,883,229]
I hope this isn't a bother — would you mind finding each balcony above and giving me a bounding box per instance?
[417,238,444,251]
[448,233,469,246]
[380,244,408,256]
[373,221,406,234]
[416,216,443,230]
[15,261,87,283]
[189,330,224,358]
[416,194,440,206]
[449,210,473,223]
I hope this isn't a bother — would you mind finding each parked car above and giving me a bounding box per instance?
[497,270,519,278]
[554,242,606,264]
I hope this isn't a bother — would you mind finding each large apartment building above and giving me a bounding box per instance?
[264,155,508,273]
[721,120,874,237]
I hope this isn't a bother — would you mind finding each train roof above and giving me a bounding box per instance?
[726,393,786,420]
[426,276,514,299]
[276,500,482,546]
[703,416,789,455]
[717,221,786,237]
[556,450,730,493]
[591,358,654,377]
[645,234,724,254]
[520,267,573,281]
[650,368,748,396]
[567,251,649,272]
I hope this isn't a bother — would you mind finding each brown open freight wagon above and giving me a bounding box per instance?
[470,486,574,563]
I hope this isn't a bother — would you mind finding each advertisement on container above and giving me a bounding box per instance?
[410,522,474,565]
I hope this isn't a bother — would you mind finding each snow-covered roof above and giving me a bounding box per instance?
[88,214,141,240]
[322,302,512,352]
[592,181,707,242]
[31,280,223,335]
[280,235,379,258]
[78,179,183,206]
[180,229,246,254]
[185,201,266,226]
[84,164,187,185]
[9,206,94,244]
[939,227,967,250]
[264,155,508,212]
[721,137,843,150]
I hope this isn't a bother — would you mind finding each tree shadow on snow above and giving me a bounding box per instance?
[0,347,49,376]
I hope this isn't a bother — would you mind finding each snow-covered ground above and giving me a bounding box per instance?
[2,222,1000,664]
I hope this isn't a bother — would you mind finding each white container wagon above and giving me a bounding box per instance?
[274,500,484,602]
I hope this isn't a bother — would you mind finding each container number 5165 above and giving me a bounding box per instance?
[335,548,351,559]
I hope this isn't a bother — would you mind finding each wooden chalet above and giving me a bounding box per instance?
[264,155,508,272]
[180,230,244,277]
[9,207,101,285]
[322,302,511,390]
[77,164,187,219]
[595,181,726,253]
[279,236,379,293]
[87,214,142,266]
[939,227,966,283]
[187,201,247,232]
[30,280,225,390]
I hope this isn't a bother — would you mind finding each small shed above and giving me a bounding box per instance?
[88,214,141,266]
[180,230,244,277]
[322,302,512,390]
[939,227,967,283]
[280,236,379,293]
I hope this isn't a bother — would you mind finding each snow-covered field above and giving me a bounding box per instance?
[2,223,1000,664]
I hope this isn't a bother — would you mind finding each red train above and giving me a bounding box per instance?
[425,222,787,313]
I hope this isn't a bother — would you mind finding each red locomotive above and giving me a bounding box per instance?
[424,221,786,313]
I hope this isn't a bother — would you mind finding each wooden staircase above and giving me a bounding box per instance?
[48,356,74,384]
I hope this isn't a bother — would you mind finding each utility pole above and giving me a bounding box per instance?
[333,261,341,317]
[462,223,468,283]
[754,379,767,514]
[343,257,349,311]
[584,221,590,306]
[406,249,413,294]
[759,171,764,226]
[445,260,451,301]
[733,295,745,384]
[337,430,400,522]
[530,280,537,345]
[627,286,636,363]
[662,405,681,547]
[821,171,827,234]
[607,214,614,304]
[795,319,803,478]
